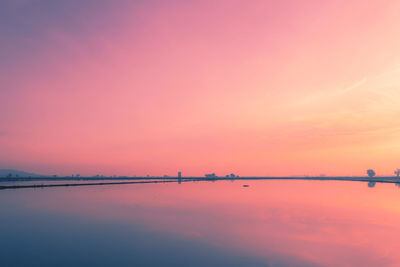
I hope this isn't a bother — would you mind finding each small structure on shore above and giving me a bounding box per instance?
[395,169,400,177]
[178,172,182,184]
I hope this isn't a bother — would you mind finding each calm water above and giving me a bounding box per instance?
[1,180,400,267]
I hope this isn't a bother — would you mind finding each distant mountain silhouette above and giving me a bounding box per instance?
[0,169,44,178]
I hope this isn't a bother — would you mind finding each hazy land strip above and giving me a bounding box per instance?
[1,176,400,190]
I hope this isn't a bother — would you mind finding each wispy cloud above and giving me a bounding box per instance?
[293,66,400,107]
[277,66,400,149]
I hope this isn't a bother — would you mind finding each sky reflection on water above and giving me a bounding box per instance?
[1,180,400,267]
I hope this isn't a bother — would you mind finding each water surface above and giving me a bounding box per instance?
[1,180,400,266]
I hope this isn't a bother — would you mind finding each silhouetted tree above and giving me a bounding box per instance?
[367,169,376,178]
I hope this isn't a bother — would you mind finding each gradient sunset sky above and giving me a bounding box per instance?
[1,0,400,176]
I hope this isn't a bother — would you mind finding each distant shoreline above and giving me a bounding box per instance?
[1,176,400,190]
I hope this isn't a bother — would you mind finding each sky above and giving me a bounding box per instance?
[1,0,400,176]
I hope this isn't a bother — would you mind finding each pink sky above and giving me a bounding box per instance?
[1,0,400,176]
